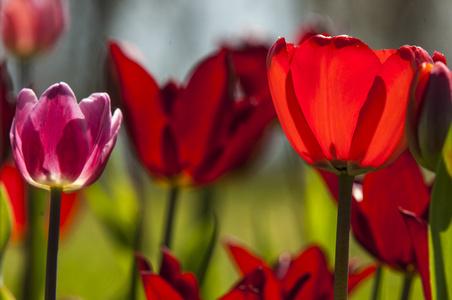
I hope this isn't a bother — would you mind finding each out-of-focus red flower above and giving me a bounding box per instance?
[0,60,15,162]
[406,55,451,171]
[0,162,81,241]
[267,35,432,176]
[106,39,276,186]
[0,0,69,60]
[135,249,201,300]
[319,151,431,299]
[219,240,374,300]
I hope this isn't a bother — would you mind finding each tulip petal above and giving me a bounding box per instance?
[399,209,431,300]
[108,41,173,178]
[267,38,329,168]
[290,35,381,162]
[354,51,413,170]
[347,264,376,294]
[24,83,89,185]
[141,274,184,300]
[218,267,267,300]
[172,49,232,169]
[225,240,269,276]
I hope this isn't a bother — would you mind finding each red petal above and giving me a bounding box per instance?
[267,38,328,168]
[225,240,269,276]
[353,50,413,170]
[347,264,376,294]
[290,35,381,162]
[141,273,184,300]
[218,267,267,300]
[399,209,431,300]
[108,41,178,179]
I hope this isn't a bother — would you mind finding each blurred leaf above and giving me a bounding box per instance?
[429,157,452,300]
[0,184,11,261]
[303,166,337,261]
[180,212,218,287]
[0,285,15,300]
[84,179,140,249]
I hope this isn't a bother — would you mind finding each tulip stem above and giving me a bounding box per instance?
[400,274,413,300]
[334,174,354,300]
[45,187,63,300]
[162,187,179,249]
[370,265,383,300]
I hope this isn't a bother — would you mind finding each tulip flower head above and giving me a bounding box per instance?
[106,39,275,186]
[220,240,374,300]
[0,0,69,60]
[136,249,202,300]
[10,82,122,191]
[267,35,432,176]
[406,55,451,172]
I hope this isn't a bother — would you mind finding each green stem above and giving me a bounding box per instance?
[400,274,413,300]
[44,187,63,300]
[162,187,179,249]
[370,265,383,300]
[333,174,354,300]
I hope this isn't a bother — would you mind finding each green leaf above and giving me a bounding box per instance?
[0,285,16,300]
[429,157,452,300]
[0,184,12,262]
[303,166,337,261]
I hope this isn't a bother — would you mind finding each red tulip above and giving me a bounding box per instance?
[406,56,451,171]
[319,151,431,299]
[220,240,374,300]
[267,35,432,176]
[135,249,201,300]
[106,39,275,186]
[0,0,69,59]
[10,82,122,191]
[0,162,81,241]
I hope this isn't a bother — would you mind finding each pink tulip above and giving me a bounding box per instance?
[10,82,122,191]
[0,0,69,59]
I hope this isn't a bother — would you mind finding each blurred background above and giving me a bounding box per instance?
[2,0,448,299]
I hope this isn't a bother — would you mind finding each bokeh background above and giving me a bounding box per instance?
[2,0,449,299]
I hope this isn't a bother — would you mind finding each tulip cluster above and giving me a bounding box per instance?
[2,2,452,300]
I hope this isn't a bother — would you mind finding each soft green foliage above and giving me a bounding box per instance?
[0,184,11,264]
[429,157,452,300]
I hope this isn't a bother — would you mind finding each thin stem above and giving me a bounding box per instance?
[370,265,383,300]
[400,274,413,300]
[44,187,63,300]
[162,187,179,249]
[18,59,32,90]
[334,174,355,300]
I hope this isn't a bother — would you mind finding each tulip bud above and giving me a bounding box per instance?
[407,61,452,171]
[0,0,69,60]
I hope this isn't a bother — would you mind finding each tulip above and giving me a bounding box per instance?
[267,34,431,298]
[10,82,122,300]
[319,151,431,299]
[406,57,451,171]
[0,0,69,60]
[135,249,202,300]
[10,82,122,191]
[106,39,275,187]
[220,240,374,300]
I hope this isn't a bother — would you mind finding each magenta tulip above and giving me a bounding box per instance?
[10,82,122,191]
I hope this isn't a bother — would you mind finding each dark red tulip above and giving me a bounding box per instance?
[106,39,275,186]
[136,249,201,300]
[319,151,431,299]
[220,240,374,300]
[267,35,432,176]
[406,56,451,171]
